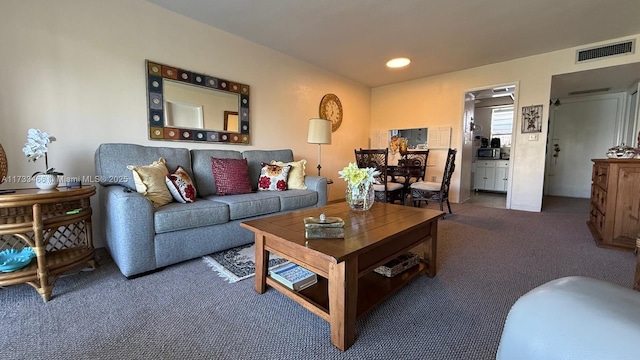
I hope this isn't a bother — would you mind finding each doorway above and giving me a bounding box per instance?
[543,62,640,203]
[544,93,625,198]
[461,83,517,209]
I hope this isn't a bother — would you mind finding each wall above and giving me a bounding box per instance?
[0,0,371,247]
[473,108,492,140]
[372,34,640,211]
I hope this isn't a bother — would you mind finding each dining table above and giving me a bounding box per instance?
[386,163,424,194]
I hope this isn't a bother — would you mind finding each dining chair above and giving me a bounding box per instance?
[399,150,430,184]
[354,148,404,204]
[409,148,457,214]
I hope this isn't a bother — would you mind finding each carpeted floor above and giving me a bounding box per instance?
[0,200,635,360]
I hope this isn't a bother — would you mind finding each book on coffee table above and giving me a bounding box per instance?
[269,262,317,291]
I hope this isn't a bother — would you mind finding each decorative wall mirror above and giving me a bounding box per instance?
[146,60,250,144]
[390,128,428,148]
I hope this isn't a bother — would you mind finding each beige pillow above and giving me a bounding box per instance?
[271,159,307,190]
[127,157,173,208]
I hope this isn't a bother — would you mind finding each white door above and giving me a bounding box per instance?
[546,94,624,198]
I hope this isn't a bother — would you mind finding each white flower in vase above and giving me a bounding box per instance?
[22,128,64,177]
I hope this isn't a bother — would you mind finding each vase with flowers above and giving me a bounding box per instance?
[338,162,380,211]
[22,128,63,190]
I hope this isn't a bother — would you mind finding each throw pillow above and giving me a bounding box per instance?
[127,157,173,208]
[165,166,197,203]
[211,157,252,195]
[271,159,307,190]
[258,162,291,191]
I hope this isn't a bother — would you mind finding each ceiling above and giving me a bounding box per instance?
[146,0,640,92]
[470,86,515,108]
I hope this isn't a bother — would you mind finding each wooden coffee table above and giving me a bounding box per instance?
[241,202,444,351]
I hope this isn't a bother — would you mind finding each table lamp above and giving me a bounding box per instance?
[307,118,332,176]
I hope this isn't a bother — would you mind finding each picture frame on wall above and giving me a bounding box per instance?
[521,104,543,133]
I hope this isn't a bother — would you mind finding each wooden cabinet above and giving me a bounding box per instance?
[474,160,509,192]
[588,159,640,251]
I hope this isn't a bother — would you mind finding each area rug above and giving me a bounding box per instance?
[202,244,289,283]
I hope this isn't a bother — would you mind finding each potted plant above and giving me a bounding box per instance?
[22,128,63,190]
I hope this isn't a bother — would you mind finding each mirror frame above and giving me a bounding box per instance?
[146,60,250,144]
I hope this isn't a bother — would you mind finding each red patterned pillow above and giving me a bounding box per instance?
[211,158,252,195]
[165,166,197,203]
[258,162,291,191]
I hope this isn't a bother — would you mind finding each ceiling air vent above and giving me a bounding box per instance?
[576,40,635,63]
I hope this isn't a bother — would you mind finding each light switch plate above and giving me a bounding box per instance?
[528,134,539,141]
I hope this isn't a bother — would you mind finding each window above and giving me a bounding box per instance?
[491,106,513,147]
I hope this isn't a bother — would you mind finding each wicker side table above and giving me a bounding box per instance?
[0,186,96,301]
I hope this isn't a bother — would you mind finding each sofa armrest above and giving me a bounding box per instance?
[304,176,328,207]
[99,185,157,277]
[497,276,640,360]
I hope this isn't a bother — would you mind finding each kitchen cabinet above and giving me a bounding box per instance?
[494,161,509,192]
[587,159,640,251]
[474,160,509,192]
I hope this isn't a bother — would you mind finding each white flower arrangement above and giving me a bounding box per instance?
[22,128,63,176]
[338,162,380,197]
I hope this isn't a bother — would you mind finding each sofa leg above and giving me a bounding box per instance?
[125,267,165,280]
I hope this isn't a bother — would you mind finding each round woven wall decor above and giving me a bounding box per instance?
[0,143,7,184]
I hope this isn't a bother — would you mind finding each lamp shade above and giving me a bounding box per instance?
[307,118,332,144]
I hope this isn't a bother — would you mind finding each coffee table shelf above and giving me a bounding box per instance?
[270,261,427,318]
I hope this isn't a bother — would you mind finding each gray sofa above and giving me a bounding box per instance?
[94,143,327,277]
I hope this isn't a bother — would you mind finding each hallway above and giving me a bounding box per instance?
[465,192,590,214]
[467,191,507,209]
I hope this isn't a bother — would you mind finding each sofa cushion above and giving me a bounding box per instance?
[242,149,294,191]
[258,163,291,191]
[95,143,192,191]
[166,166,197,203]
[190,149,242,197]
[211,158,252,195]
[127,157,173,208]
[272,159,307,190]
[205,192,281,220]
[154,200,230,234]
[275,190,319,211]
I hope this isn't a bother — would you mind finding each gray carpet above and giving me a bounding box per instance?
[0,199,635,360]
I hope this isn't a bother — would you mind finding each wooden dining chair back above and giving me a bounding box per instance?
[403,150,430,182]
[409,148,457,214]
[354,148,404,204]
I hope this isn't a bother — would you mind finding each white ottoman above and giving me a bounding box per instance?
[497,276,640,360]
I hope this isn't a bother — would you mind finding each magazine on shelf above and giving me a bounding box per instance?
[269,262,318,291]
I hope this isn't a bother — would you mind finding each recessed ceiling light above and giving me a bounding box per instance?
[386,57,411,68]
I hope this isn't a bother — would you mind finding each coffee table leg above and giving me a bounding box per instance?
[328,259,358,351]
[425,221,438,277]
[254,234,268,294]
